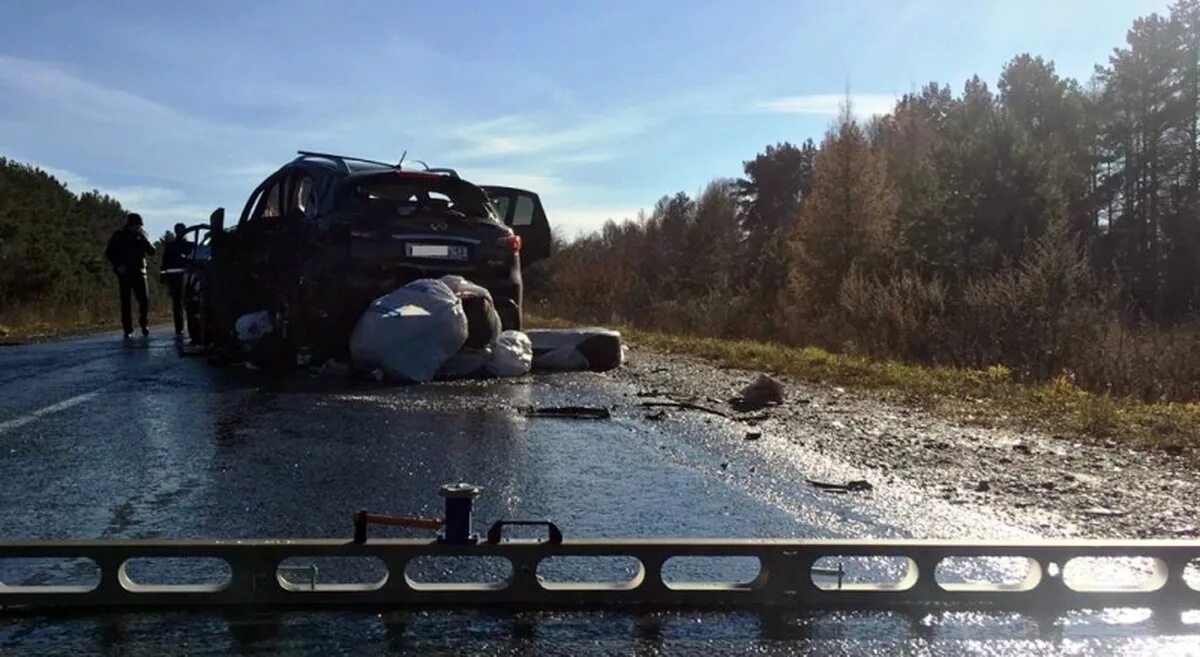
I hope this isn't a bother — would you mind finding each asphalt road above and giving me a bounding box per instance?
[0,330,1195,655]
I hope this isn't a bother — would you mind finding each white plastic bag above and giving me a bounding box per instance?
[349,279,468,383]
[235,310,274,342]
[485,330,533,377]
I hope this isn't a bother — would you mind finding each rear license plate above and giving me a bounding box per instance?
[406,243,468,260]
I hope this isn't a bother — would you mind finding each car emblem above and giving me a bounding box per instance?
[430,220,448,232]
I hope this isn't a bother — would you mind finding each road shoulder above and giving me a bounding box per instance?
[616,344,1200,540]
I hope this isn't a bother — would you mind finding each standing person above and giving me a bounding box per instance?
[105,213,156,339]
[160,223,192,337]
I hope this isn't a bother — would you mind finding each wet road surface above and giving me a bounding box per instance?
[0,331,1197,655]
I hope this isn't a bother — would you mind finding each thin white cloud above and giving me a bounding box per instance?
[551,206,643,237]
[0,55,317,186]
[457,168,568,196]
[104,185,214,232]
[446,112,655,162]
[0,55,671,243]
[25,162,92,193]
[11,157,208,236]
[753,93,898,117]
[0,56,184,128]
[0,56,308,235]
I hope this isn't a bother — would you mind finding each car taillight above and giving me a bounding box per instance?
[497,234,522,253]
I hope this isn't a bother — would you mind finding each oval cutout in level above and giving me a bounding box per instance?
[934,556,1040,591]
[404,556,512,591]
[0,557,101,593]
[661,556,762,590]
[812,556,918,591]
[119,557,232,592]
[1185,559,1200,592]
[277,556,388,592]
[537,556,644,590]
[1062,556,1166,592]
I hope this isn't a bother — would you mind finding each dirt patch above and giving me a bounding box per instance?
[616,345,1200,539]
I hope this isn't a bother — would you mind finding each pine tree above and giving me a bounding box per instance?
[735,140,817,306]
[789,107,899,311]
[875,86,957,281]
[683,180,739,296]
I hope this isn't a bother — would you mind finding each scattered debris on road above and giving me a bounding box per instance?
[523,406,612,420]
[616,344,1200,539]
[639,400,729,418]
[730,374,785,412]
[807,478,874,493]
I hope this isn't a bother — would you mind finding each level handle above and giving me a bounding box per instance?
[353,511,443,544]
[486,520,563,545]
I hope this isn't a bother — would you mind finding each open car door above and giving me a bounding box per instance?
[480,186,551,266]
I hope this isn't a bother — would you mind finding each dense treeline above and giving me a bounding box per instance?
[0,157,165,331]
[533,1,1200,402]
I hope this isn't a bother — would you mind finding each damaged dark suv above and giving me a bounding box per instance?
[197,151,551,361]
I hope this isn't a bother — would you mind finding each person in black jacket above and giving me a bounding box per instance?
[159,223,193,337]
[105,213,156,338]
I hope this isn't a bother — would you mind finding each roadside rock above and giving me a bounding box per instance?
[730,374,785,412]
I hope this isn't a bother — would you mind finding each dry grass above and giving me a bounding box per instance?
[0,301,170,343]
[530,314,1200,454]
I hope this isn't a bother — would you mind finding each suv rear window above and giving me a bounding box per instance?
[353,175,495,220]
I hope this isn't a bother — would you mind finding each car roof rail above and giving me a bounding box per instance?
[294,151,399,174]
[295,151,461,178]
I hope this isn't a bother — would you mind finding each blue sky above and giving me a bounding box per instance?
[0,0,1172,238]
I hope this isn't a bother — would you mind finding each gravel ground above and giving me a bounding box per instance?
[615,344,1200,540]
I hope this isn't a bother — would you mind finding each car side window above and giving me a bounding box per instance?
[512,195,535,226]
[251,180,283,223]
[492,196,512,222]
[292,175,319,220]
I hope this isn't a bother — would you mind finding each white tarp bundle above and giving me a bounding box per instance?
[349,278,468,383]
[527,328,624,372]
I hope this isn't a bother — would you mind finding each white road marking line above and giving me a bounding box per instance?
[0,391,101,434]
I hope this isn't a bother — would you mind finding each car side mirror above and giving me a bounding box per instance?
[209,207,225,233]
